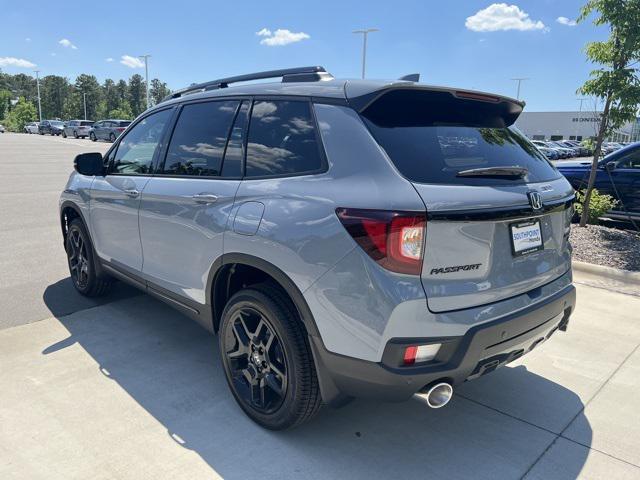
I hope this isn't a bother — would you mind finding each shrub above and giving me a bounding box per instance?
[575,188,617,224]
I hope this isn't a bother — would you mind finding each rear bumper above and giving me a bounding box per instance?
[311,283,576,405]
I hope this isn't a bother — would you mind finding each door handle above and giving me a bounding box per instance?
[124,189,140,198]
[192,193,219,204]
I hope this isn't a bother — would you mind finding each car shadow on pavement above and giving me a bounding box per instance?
[43,277,140,319]
[41,287,592,480]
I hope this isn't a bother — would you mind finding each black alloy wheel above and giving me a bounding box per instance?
[219,285,322,430]
[90,132,96,142]
[65,218,112,297]
[224,307,288,414]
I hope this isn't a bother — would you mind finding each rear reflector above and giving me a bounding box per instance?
[403,344,442,365]
[336,208,426,275]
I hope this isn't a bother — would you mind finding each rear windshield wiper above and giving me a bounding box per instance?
[456,166,528,179]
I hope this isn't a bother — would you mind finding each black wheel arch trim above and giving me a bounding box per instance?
[207,253,321,339]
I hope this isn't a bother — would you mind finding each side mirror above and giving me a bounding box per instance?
[605,161,616,172]
[74,152,104,176]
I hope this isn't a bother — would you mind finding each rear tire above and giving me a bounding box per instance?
[90,132,97,142]
[62,131,67,138]
[73,131,79,139]
[219,284,322,430]
[65,218,112,297]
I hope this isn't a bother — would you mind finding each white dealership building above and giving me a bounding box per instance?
[515,111,639,142]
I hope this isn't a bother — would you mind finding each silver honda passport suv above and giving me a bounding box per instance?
[60,66,576,430]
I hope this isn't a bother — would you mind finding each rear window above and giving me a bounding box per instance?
[118,121,132,127]
[361,89,561,185]
[80,121,94,126]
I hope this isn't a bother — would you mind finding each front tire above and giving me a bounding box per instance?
[109,132,116,142]
[90,132,97,142]
[65,218,112,297]
[62,131,67,138]
[219,284,321,430]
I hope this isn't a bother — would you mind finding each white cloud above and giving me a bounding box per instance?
[120,55,144,68]
[105,57,114,62]
[466,3,546,32]
[50,53,56,57]
[0,57,37,68]
[556,16,577,27]
[59,38,78,49]
[25,37,31,42]
[257,28,310,46]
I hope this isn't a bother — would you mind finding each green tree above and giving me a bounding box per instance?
[109,101,133,120]
[102,78,120,114]
[149,78,170,106]
[74,74,102,120]
[5,97,37,132]
[0,89,11,120]
[577,0,640,227]
[128,74,146,117]
[40,75,70,119]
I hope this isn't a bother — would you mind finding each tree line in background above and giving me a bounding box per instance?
[0,70,170,131]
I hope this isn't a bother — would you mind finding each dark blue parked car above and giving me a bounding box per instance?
[556,142,640,222]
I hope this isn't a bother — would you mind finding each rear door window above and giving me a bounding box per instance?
[361,89,561,186]
[245,100,324,177]
[161,100,239,177]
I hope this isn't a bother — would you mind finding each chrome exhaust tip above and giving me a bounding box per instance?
[421,382,453,409]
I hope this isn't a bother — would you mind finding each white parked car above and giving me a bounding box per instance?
[24,122,39,134]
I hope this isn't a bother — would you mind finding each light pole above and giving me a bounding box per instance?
[511,77,529,100]
[34,70,42,122]
[83,92,87,120]
[139,54,151,109]
[353,29,378,79]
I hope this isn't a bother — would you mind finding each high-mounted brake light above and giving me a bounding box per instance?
[454,91,501,103]
[336,208,426,275]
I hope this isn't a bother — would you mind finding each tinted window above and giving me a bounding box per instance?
[618,148,640,169]
[110,109,172,175]
[80,121,93,126]
[222,101,249,177]
[246,100,323,177]
[118,121,132,127]
[162,100,239,176]
[362,90,561,185]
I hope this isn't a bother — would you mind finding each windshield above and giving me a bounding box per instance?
[51,121,64,126]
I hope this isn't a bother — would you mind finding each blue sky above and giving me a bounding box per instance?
[0,0,607,111]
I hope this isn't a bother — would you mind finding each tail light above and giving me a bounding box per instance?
[336,208,426,275]
[116,127,126,132]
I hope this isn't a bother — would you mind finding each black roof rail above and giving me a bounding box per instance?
[162,66,330,103]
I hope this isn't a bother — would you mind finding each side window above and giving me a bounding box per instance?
[246,100,323,177]
[162,100,239,177]
[221,100,249,177]
[618,150,640,169]
[109,109,172,175]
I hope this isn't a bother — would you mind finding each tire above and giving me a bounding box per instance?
[74,131,79,139]
[109,132,116,142]
[90,132,97,142]
[65,218,112,297]
[219,284,322,430]
[50,132,55,136]
[62,131,67,138]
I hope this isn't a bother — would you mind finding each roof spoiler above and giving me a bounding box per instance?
[161,66,332,103]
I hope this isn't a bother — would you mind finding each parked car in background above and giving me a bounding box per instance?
[556,142,640,222]
[63,120,94,139]
[538,146,559,160]
[89,119,131,142]
[24,122,39,134]
[38,120,65,136]
[0,124,5,133]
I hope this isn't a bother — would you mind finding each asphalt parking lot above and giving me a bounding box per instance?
[1,133,640,479]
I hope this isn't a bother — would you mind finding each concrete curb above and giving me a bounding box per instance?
[572,260,640,286]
